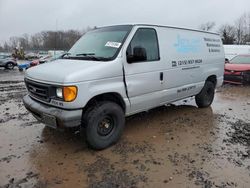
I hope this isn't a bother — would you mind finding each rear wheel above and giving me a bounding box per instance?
[82,101,125,150]
[5,62,14,70]
[195,81,215,108]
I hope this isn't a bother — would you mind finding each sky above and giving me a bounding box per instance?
[0,0,250,44]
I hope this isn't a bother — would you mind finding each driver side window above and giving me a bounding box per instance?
[126,28,160,63]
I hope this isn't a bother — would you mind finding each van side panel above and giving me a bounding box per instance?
[122,25,224,115]
[156,27,224,104]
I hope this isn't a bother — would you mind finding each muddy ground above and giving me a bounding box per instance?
[0,69,250,188]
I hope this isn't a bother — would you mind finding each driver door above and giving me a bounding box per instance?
[123,28,164,114]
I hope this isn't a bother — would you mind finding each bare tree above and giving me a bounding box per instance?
[218,24,235,44]
[235,13,247,44]
[245,12,250,44]
[9,37,19,49]
[0,26,104,51]
[30,33,43,50]
[18,34,30,50]
[3,42,10,51]
[199,22,216,31]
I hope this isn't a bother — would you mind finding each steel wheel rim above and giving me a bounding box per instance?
[7,63,13,69]
[97,116,114,136]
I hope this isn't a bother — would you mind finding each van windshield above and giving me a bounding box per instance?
[65,25,132,61]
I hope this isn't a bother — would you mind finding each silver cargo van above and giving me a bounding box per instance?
[23,24,225,149]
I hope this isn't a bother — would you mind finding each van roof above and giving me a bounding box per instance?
[98,24,220,36]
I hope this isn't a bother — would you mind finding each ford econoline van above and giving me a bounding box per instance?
[23,24,225,149]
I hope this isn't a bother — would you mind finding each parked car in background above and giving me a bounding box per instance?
[48,50,65,56]
[30,53,65,68]
[30,55,52,67]
[25,52,39,60]
[18,61,31,71]
[37,51,49,58]
[224,55,250,84]
[0,54,17,69]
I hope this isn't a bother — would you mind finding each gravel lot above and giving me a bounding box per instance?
[0,69,250,188]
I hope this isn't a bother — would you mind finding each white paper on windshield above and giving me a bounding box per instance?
[105,41,121,48]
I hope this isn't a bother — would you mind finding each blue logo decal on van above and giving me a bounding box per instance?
[174,35,202,53]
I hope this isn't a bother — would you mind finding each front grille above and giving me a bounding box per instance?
[25,79,50,102]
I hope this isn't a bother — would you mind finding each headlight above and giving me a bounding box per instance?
[56,86,77,102]
[63,86,78,102]
[56,88,63,98]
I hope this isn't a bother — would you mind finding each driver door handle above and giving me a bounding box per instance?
[160,72,164,83]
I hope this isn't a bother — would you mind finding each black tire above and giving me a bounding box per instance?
[82,101,125,150]
[5,62,14,70]
[195,81,215,108]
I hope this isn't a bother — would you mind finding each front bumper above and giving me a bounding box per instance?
[224,74,243,84]
[224,71,250,84]
[23,95,82,128]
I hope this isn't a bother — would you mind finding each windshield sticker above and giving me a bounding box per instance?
[105,41,121,48]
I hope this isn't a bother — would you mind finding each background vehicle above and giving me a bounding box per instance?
[30,55,52,67]
[25,52,39,60]
[30,53,65,67]
[0,54,17,69]
[18,61,31,71]
[37,51,49,58]
[23,24,224,150]
[224,55,250,84]
[224,45,250,60]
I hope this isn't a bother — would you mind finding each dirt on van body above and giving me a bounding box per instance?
[0,69,250,188]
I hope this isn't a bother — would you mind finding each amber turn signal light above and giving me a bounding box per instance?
[63,86,77,102]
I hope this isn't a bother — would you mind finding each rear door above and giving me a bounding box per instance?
[123,27,164,114]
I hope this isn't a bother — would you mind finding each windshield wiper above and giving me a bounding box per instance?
[76,53,95,56]
[76,53,108,61]
[61,52,72,59]
[63,52,111,61]
[77,54,100,61]
[62,52,98,60]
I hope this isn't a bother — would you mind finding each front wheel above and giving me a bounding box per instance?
[5,62,14,70]
[82,101,125,150]
[195,81,215,108]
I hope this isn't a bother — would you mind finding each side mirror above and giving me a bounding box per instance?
[225,58,229,64]
[127,46,147,63]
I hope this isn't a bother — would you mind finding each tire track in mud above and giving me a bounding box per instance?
[0,80,24,84]
[0,85,26,92]
[0,80,26,103]
[0,79,30,126]
[0,80,25,92]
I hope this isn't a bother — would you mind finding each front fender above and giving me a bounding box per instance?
[60,76,129,111]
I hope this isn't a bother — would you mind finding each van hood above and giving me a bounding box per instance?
[25,59,122,84]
